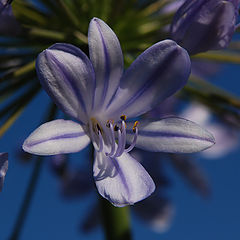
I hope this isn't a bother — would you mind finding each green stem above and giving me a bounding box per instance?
[90,142,132,240]
[100,198,132,240]
[8,157,43,240]
[27,27,66,41]
[192,51,240,64]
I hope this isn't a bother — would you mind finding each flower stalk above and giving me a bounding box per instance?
[8,156,43,240]
[100,198,132,240]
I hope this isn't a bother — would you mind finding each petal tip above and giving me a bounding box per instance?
[90,17,102,26]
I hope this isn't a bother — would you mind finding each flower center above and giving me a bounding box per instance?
[89,115,139,158]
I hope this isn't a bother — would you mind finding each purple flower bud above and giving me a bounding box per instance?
[0,0,21,36]
[171,0,239,55]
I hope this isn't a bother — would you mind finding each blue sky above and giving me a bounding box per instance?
[0,64,240,240]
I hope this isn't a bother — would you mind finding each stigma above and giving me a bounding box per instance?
[90,115,139,157]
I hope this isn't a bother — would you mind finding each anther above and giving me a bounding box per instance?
[125,121,139,153]
[96,123,101,133]
[114,125,119,131]
[106,121,110,128]
[133,121,139,133]
[120,115,127,121]
[106,120,114,128]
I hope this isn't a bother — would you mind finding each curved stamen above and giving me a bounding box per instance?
[113,121,126,157]
[105,121,116,156]
[112,128,123,157]
[98,130,104,152]
[125,121,139,153]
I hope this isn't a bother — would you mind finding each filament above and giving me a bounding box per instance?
[125,127,138,153]
[105,121,116,156]
[113,121,126,157]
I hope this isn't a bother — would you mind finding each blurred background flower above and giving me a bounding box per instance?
[0,152,8,191]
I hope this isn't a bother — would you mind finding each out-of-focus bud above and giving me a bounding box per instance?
[133,194,174,233]
[50,154,67,177]
[61,170,93,198]
[0,0,21,36]
[170,0,239,55]
[0,152,8,192]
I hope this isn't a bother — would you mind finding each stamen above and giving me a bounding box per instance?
[89,118,103,152]
[125,121,139,153]
[113,120,126,157]
[105,121,116,156]
[120,115,127,121]
[106,120,114,128]
[133,121,139,133]
[114,125,119,131]
[96,123,102,133]
[97,130,104,152]
[112,129,123,157]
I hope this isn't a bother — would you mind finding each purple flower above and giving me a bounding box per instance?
[22,18,215,207]
[0,152,8,192]
[171,0,239,55]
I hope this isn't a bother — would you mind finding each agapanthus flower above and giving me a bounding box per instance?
[23,18,215,207]
[171,0,239,55]
[0,152,8,192]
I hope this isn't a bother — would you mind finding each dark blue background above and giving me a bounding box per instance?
[0,63,240,240]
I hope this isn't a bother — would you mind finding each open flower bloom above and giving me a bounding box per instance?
[23,18,215,207]
[171,0,239,55]
[0,152,8,192]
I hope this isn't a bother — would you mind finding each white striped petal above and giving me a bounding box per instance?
[126,117,215,153]
[88,17,124,111]
[106,40,190,119]
[23,120,90,155]
[36,43,95,124]
[93,150,155,207]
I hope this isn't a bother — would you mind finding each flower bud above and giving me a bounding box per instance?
[171,0,239,55]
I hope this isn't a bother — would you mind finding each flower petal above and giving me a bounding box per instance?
[126,117,215,153]
[93,151,155,207]
[0,152,8,192]
[36,43,95,124]
[88,17,124,111]
[23,120,90,155]
[106,40,190,119]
